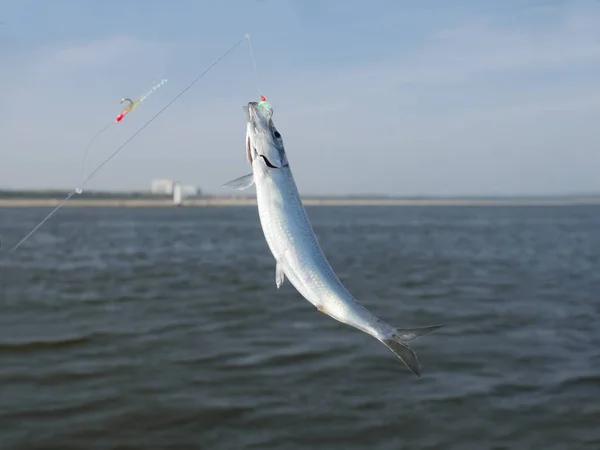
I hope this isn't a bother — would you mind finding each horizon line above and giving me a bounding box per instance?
[1,188,600,200]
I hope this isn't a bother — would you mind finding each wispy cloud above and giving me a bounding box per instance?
[1,35,170,114]
[49,35,162,68]
[279,2,600,102]
[2,1,600,195]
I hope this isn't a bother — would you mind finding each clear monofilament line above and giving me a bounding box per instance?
[10,35,248,253]
[10,191,78,252]
[245,34,262,96]
[78,122,114,188]
[79,37,246,189]
[13,120,114,253]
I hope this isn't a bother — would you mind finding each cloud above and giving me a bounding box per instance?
[278,1,600,102]
[0,35,170,115]
[46,35,163,69]
[2,2,600,196]
[0,30,259,191]
[264,2,600,135]
[252,3,600,196]
[0,35,174,188]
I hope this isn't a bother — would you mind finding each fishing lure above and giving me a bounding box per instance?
[115,79,168,122]
[9,34,249,253]
[257,95,273,116]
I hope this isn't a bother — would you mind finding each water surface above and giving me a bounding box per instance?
[1,205,599,449]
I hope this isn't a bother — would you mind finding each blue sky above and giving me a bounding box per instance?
[1,0,600,196]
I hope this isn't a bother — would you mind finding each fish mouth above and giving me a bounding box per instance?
[245,103,281,169]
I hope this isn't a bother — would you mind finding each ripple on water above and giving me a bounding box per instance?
[1,205,599,449]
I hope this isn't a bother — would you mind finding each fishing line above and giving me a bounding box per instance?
[10,35,249,253]
[78,80,168,188]
[78,122,115,187]
[11,122,116,254]
[245,34,262,97]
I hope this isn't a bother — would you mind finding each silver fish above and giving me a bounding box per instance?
[223,99,443,376]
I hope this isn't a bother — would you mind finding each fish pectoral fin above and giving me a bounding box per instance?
[275,261,285,289]
[222,173,255,190]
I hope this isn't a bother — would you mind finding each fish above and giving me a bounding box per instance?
[223,98,443,376]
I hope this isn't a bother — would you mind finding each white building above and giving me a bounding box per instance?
[152,179,199,205]
[179,184,198,196]
[151,179,174,195]
[151,179,198,197]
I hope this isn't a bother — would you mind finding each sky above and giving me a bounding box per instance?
[1,0,600,196]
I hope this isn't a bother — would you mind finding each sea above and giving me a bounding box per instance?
[0,205,599,450]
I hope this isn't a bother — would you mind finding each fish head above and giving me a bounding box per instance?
[243,99,287,171]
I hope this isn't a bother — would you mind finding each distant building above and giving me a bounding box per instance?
[151,179,200,205]
[151,179,174,195]
[180,184,198,196]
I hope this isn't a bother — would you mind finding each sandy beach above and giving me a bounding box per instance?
[1,196,600,207]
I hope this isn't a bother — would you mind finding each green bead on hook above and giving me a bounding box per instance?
[258,95,273,116]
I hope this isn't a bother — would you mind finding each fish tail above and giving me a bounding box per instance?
[379,325,443,377]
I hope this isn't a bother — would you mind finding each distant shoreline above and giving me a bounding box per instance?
[2,197,600,207]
